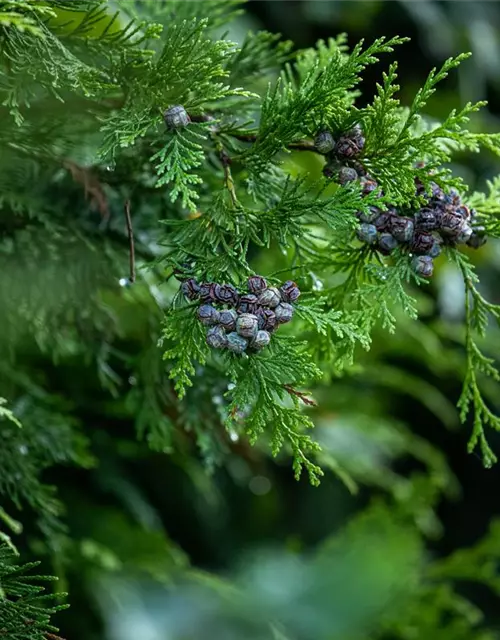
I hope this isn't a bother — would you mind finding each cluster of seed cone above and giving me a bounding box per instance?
[315,124,366,170]
[180,275,301,355]
[314,126,487,278]
[355,178,486,277]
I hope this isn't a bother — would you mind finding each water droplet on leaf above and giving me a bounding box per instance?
[310,271,324,291]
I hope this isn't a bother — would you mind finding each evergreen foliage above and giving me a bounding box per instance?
[0,543,67,639]
[1,0,500,637]
[1,0,499,503]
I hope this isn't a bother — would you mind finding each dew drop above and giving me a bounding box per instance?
[310,271,324,291]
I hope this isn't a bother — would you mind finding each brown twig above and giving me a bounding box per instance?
[230,404,239,420]
[229,132,257,144]
[189,113,215,123]
[230,132,316,153]
[187,112,318,154]
[288,140,318,152]
[283,385,317,406]
[123,200,136,283]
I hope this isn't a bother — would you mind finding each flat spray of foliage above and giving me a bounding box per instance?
[143,9,500,478]
[1,0,500,637]
[0,0,500,488]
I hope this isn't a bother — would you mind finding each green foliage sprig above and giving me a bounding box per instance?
[155,23,500,477]
[2,0,500,499]
[454,251,500,466]
[0,543,67,638]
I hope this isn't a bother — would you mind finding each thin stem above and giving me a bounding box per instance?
[188,112,319,153]
[230,131,317,152]
[220,150,239,208]
[283,384,317,406]
[124,200,136,283]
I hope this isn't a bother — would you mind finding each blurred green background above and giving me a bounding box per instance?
[3,1,500,639]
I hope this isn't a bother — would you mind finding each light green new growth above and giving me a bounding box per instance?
[152,126,207,210]
[0,397,21,429]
